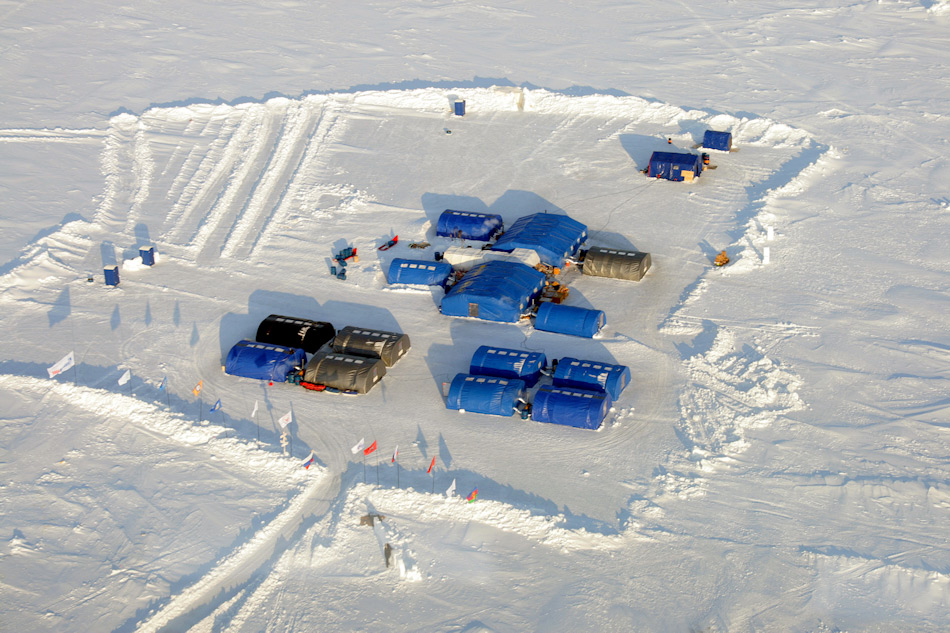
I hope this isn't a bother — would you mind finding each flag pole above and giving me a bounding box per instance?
[362,453,366,484]
[165,380,170,408]
[375,450,379,485]
[198,396,202,424]
[128,373,133,397]
[396,461,400,489]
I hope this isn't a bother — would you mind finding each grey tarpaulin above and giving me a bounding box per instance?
[582,246,652,282]
[331,326,411,367]
[303,352,387,393]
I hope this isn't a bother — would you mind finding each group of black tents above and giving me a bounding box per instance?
[224,315,410,394]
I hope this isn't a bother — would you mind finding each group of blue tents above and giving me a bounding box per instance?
[445,345,631,430]
[223,314,409,394]
[387,209,616,337]
[646,129,733,182]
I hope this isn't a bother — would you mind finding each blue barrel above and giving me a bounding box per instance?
[534,302,605,338]
[139,246,155,266]
[446,373,525,417]
[454,100,466,116]
[553,357,631,400]
[104,265,120,287]
[470,345,547,387]
[531,385,611,430]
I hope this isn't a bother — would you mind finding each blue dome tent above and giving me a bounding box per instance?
[702,130,732,152]
[225,340,306,382]
[446,373,526,417]
[437,210,504,241]
[534,302,606,338]
[490,213,587,266]
[553,357,631,400]
[531,385,611,430]
[647,151,703,182]
[387,258,453,286]
[470,345,547,387]
[441,260,545,322]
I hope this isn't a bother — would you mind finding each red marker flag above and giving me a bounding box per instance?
[427,456,436,474]
[467,488,478,503]
[391,445,399,463]
[363,440,377,456]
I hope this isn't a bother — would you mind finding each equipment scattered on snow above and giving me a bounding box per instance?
[256,314,336,354]
[581,246,652,282]
[715,250,730,266]
[225,340,307,383]
[531,385,612,430]
[378,235,398,250]
[534,302,606,338]
[332,326,411,367]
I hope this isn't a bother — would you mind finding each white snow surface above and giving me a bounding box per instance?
[1,2,949,632]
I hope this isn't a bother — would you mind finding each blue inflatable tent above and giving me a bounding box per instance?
[225,339,306,382]
[387,258,453,286]
[534,302,606,338]
[470,345,547,387]
[647,151,703,182]
[490,213,587,266]
[446,373,526,417]
[437,210,504,241]
[441,260,545,322]
[553,357,631,400]
[531,385,611,430]
[702,130,732,152]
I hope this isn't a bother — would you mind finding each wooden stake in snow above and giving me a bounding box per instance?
[767,225,774,241]
[763,246,771,265]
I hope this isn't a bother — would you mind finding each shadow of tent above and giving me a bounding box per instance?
[487,189,568,224]
[420,193,490,239]
[583,229,641,251]
[218,290,323,358]
[619,133,677,171]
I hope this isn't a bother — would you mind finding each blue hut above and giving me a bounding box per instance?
[702,130,732,152]
[446,373,526,417]
[490,213,587,266]
[441,260,545,322]
[647,151,703,182]
[553,357,631,400]
[437,210,504,241]
[470,345,547,387]
[531,386,611,430]
[387,258,453,286]
[534,302,605,338]
[225,340,307,382]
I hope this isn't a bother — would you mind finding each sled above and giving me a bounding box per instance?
[378,235,399,250]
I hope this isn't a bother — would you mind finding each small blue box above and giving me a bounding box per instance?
[453,100,465,116]
[104,265,120,287]
[139,246,155,266]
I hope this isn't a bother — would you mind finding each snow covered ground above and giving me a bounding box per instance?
[1,2,948,632]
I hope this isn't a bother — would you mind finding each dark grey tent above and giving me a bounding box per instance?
[256,314,336,354]
[331,326,411,367]
[302,352,386,393]
[582,246,652,282]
